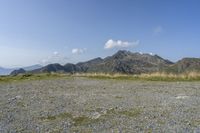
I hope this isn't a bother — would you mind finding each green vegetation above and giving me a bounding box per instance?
[119,108,142,117]
[73,115,93,126]
[39,107,142,127]
[39,112,99,126]
[16,101,26,108]
[0,73,71,83]
[115,96,123,99]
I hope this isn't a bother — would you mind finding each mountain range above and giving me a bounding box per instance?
[0,64,42,75]
[10,50,200,75]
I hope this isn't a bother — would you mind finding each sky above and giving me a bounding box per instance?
[0,0,200,68]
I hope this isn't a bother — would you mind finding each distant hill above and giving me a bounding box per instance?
[0,67,15,75]
[10,68,26,76]
[0,64,42,75]
[31,63,66,73]
[23,64,43,71]
[10,50,200,75]
[165,58,200,73]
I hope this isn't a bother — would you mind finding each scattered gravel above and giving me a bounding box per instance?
[0,77,200,132]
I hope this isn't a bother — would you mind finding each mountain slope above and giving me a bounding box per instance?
[10,68,26,76]
[10,50,200,75]
[76,57,103,72]
[32,63,65,73]
[0,67,15,75]
[165,58,200,73]
[0,65,43,75]
[79,50,173,74]
[23,64,43,71]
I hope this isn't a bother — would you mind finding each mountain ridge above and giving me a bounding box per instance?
[10,50,200,75]
[0,64,42,75]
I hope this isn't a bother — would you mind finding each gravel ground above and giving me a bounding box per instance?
[0,77,200,133]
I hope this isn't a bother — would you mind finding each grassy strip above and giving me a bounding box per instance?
[0,73,71,83]
[73,72,200,81]
[39,107,142,126]
[1,72,200,82]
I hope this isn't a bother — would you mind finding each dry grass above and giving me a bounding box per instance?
[73,72,200,81]
[1,72,200,82]
[140,72,200,81]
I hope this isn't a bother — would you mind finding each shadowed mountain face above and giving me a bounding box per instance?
[91,50,174,74]
[76,57,104,72]
[10,50,200,75]
[165,58,200,73]
[10,68,26,76]
[31,64,65,73]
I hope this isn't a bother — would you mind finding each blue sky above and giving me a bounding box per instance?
[0,0,200,68]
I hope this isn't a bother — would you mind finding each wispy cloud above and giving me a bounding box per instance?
[53,51,59,56]
[104,39,140,49]
[72,48,87,54]
[153,26,163,35]
[40,51,68,65]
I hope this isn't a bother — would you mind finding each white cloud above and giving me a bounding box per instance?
[53,51,59,56]
[149,52,154,56]
[72,48,87,54]
[104,39,140,49]
[153,26,163,35]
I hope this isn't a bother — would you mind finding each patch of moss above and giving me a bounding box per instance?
[115,96,123,99]
[73,115,92,126]
[57,112,73,119]
[16,102,26,107]
[102,108,117,116]
[119,108,142,117]
[72,113,109,126]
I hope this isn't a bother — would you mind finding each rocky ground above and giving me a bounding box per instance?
[0,77,200,133]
